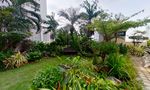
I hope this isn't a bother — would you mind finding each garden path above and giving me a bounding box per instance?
[132,56,150,90]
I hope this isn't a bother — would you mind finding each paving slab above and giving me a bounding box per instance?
[132,56,150,90]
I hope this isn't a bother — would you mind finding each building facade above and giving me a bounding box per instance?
[23,0,52,43]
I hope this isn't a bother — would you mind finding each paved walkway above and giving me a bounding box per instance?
[132,56,150,90]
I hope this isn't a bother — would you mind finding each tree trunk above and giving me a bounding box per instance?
[70,25,75,42]
[114,33,118,43]
[103,35,110,42]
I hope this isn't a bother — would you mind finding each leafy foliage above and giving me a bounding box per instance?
[91,42,119,60]
[31,56,140,90]
[120,79,143,90]
[0,2,41,32]
[127,45,145,57]
[2,0,41,32]
[105,53,136,80]
[147,40,150,47]
[61,69,118,90]
[81,0,102,21]
[32,66,63,90]
[44,15,59,39]
[118,43,128,55]
[30,41,63,57]
[59,7,81,40]
[0,50,13,71]
[88,13,150,42]
[3,52,28,69]
[54,30,70,46]
[0,31,31,51]
[80,0,103,37]
[27,51,42,61]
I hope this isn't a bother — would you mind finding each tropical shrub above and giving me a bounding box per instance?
[91,41,101,55]
[118,43,128,55]
[0,50,14,71]
[120,79,143,90]
[30,41,63,57]
[0,60,4,71]
[127,45,144,57]
[18,39,34,52]
[3,52,28,69]
[32,66,63,90]
[98,42,119,61]
[46,42,63,56]
[32,57,119,90]
[70,33,81,51]
[30,42,47,53]
[27,51,42,61]
[61,69,119,90]
[147,40,150,47]
[31,56,141,90]
[55,30,70,46]
[78,37,94,56]
[0,31,31,51]
[105,53,136,80]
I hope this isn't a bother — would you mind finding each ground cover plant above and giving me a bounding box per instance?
[31,56,142,90]
[127,45,145,57]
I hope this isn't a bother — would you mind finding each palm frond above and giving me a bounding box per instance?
[12,0,38,7]
[25,10,41,22]
[59,10,70,20]
[27,16,41,33]
[80,12,89,20]
[44,15,59,34]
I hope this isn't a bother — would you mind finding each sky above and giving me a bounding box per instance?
[47,0,150,20]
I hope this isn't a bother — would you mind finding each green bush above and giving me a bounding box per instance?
[0,50,14,71]
[79,38,93,56]
[61,69,119,90]
[30,42,47,53]
[3,52,28,69]
[30,41,63,57]
[91,41,101,55]
[0,50,13,60]
[99,42,119,54]
[46,42,63,56]
[127,45,144,57]
[0,31,30,51]
[55,30,70,46]
[118,43,128,55]
[98,42,119,61]
[32,66,63,90]
[27,51,42,61]
[31,56,141,90]
[120,79,143,90]
[147,40,150,47]
[105,53,136,80]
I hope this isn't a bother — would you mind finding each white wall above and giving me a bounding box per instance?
[92,32,104,42]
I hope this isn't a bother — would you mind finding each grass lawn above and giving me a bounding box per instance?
[0,56,70,90]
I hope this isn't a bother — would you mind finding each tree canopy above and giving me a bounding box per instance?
[88,14,150,42]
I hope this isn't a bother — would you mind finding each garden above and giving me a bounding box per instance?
[0,0,150,90]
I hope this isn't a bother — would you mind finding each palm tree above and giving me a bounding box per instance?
[80,0,103,37]
[58,7,81,38]
[44,14,59,39]
[0,0,41,32]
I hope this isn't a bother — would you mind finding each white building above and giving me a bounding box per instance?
[23,0,52,43]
